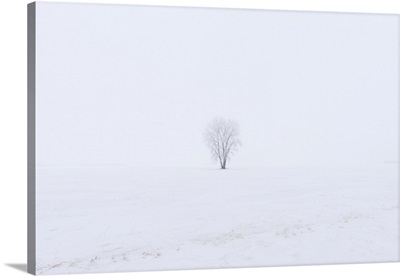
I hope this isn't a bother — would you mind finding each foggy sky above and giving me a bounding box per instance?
[36,2,399,168]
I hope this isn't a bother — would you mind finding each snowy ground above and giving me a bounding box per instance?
[36,165,399,274]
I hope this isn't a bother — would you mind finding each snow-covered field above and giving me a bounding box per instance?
[36,165,398,274]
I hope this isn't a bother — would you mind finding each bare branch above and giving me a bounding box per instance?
[204,118,241,169]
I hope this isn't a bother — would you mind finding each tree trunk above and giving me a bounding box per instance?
[221,159,227,169]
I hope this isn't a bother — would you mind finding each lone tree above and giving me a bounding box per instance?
[204,118,241,169]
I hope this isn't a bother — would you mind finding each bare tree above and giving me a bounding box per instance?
[204,118,241,169]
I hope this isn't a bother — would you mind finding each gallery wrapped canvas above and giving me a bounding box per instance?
[28,2,399,275]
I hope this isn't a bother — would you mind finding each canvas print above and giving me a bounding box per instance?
[28,2,399,275]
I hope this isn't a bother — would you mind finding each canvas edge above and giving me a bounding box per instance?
[398,13,400,264]
[27,2,36,275]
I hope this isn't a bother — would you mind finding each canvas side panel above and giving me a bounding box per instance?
[398,14,400,263]
[27,2,36,275]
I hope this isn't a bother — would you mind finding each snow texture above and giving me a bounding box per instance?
[36,165,398,274]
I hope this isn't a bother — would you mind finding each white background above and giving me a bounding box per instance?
[0,0,399,276]
[35,2,398,169]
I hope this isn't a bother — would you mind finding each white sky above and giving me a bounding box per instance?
[36,2,399,168]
